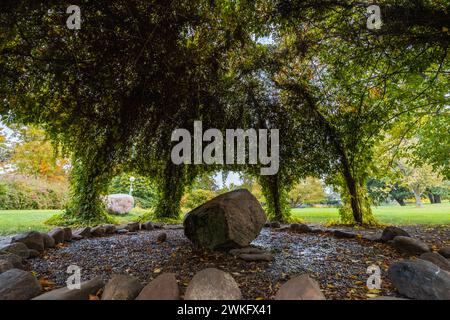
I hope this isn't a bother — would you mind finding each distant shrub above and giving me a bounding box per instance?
[181,189,216,211]
[0,175,68,210]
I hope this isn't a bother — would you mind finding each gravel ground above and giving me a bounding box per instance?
[26,225,449,300]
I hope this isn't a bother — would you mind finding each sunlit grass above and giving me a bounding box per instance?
[291,202,450,225]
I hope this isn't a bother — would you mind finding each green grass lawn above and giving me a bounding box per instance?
[291,202,450,225]
[0,203,448,236]
[0,209,142,236]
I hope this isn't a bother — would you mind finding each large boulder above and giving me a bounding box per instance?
[184,268,241,300]
[184,189,266,250]
[0,243,29,259]
[12,231,44,252]
[136,273,179,300]
[40,233,55,249]
[101,275,143,300]
[0,252,24,269]
[106,194,134,215]
[381,226,410,242]
[388,259,450,300]
[33,277,104,300]
[392,236,430,255]
[0,269,42,300]
[48,228,65,244]
[0,260,14,274]
[62,228,72,241]
[275,274,326,300]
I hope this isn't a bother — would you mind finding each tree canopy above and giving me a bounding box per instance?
[1,0,448,225]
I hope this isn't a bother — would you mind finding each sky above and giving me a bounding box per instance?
[214,171,242,188]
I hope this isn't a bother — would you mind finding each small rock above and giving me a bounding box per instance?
[392,236,430,255]
[332,230,356,239]
[238,253,274,262]
[0,252,24,269]
[48,228,65,244]
[163,224,183,230]
[363,233,382,242]
[184,268,241,300]
[0,260,14,274]
[438,246,450,259]
[136,273,179,300]
[275,274,325,300]
[126,222,140,232]
[40,233,55,248]
[141,221,154,230]
[0,269,42,300]
[266,221,281,228]
[101,274,143,300]
[28,249,40,258]
[381,226,410,242]
[74,227,91,238]
[153,223,164,229]
[157,232,167,243]
[229,247,267,256]
[419,252,450,272]
[290,223,312,233]
[117,229,128,235]
[0,242,29,259]
[63,227,72,241]
[91,225,106,237]
[33,277,104,300]
[12,231,44,252]
[103,224,116,234]
[388,259,450,300]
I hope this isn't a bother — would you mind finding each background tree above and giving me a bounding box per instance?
[11,126,68,180]
[0,127,9,167]
[288,178,326,207]
[396,161,444,207]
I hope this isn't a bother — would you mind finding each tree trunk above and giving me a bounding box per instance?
[434,194,441,203]
[259,174,287,222]
[394,197,406,206]
[269,175,283,222]
[154,162,186,219]
[427,192,435,204]
[412,188,423,207]
[342,164,363,224]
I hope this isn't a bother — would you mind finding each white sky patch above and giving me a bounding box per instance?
[214,171,242,188]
